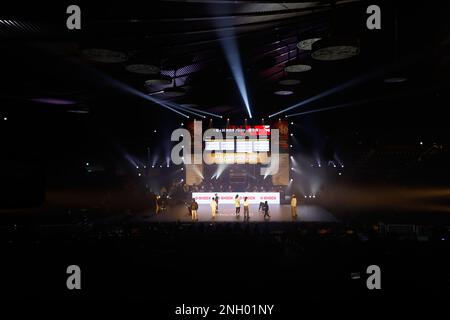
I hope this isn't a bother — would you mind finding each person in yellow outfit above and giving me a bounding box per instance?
[234,194,241,218]
[191,198,199,221]
[290,194,298,219]
[210,197,217,220]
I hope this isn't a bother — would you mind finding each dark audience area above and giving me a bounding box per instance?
[1,216,449,299]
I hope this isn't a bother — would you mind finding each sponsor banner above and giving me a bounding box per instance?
[192,192,280,204]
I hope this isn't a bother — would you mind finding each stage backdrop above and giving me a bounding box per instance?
[192,192,280,204]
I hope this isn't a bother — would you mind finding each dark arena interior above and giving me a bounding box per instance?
[1,0,450,310]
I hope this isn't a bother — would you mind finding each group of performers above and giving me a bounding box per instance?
[188,194,299,221]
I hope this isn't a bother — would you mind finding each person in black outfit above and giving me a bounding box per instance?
[258,201,264,213]
[263,201,270,219]
[214,193,219,214]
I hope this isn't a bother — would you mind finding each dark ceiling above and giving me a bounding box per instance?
[1,0,450,164]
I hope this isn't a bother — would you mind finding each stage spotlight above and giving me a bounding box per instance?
[85,163,89,166]
[420,141,423,145]
[309,195,312,198]
[290,145,293,148]
[313,195,316,198]
[181,179,184,182]
[181,168,184,171]
[154,130,157,133]
[181,123,184,126]
[290,178,294,182]
[338,172,342,176]
[290,133,293,137]
[218,32,253,118]
[152,165,155,168]
[136,166,139,169]
[290,122,294,125]
[3,117,7,121]
[318,164,321,167]
[304,196,307,198]
[138,173,142,177]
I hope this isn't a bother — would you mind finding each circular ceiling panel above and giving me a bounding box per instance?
[279,79,301,86]
[274,90,294,96]
[145,78,172,86]
[284,64,312,73]
[163,87,187,97]
[297,38,321,51]
[125,64,160,75]
[82,49,128,63]
[311,45,359,61]
[384,77,407,84]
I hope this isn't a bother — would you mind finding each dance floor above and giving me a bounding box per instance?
[145,204,338,223]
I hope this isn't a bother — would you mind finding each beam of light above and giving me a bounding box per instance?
[334,154,344,168]
[217,30,252,118]
[269,68,386,118]
[179,104,223,119]
[165,102,207,119]
[105,77,190,118]
[285,98,371,118]
[66,58,191,118]
[212,163,228,179]
[152,155,159,167]
[191,165,204,180]
[112,143,139,169]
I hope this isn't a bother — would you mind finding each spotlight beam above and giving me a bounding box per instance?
[286,99,369,117]
[218,30,253,118]
[62,57,191,118]
[179,104,223,119]
[166,102,207,118]
[269,69,383,118]
[285,84,441,118]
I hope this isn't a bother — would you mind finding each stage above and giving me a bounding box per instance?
[145,204,338,223]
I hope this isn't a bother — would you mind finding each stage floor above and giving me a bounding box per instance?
[145,204,338,223]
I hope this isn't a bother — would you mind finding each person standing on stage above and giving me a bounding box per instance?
[234,194,241,217]
[214,193,219,214]
[191,198,199,221]
[291,194,298,219]
[210,197,217,220]
[243,197,250,220]
[263,201,270,219]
